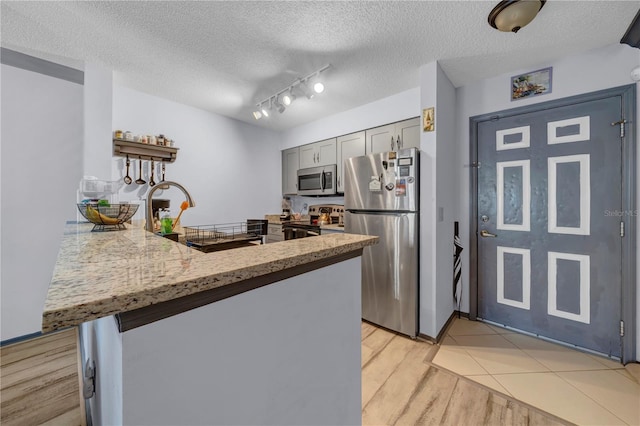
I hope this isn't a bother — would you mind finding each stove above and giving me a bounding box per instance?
[308,204,345,225]
[282,204,344,239]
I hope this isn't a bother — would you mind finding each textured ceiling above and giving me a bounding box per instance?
[1,1,637,131]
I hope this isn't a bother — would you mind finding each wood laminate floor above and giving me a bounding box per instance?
[362,321,569,426]
[1,327,85,426]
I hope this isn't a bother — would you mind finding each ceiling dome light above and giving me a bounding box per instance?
[488,0,546,33]
[313,81,325,94]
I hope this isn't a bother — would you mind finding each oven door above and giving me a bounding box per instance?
[297,165,337,196]
[283,226,321,240]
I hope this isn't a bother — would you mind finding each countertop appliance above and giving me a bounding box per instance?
[297,164,337,196]
[344,148,420,337]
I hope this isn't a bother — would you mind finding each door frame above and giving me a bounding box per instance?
[469,84,637,363]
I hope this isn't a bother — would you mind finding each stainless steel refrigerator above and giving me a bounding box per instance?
[344,148,419,337]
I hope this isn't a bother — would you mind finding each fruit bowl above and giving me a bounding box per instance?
[77,203,139,231]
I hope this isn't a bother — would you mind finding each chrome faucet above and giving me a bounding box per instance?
[145,181,196,232]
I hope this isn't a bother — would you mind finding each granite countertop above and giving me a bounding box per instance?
[42,222,377,333]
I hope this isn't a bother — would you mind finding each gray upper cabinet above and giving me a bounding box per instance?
[365,117,420,154]
[336,131,365,193]
[299,138,337,169]
[282,147,299,195]
[396,117,420,150]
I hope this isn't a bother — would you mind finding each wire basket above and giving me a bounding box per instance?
[77,203,139,231]
[184,221,267,248]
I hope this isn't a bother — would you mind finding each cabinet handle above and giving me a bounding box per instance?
[391,136,395,151]
[398,134,402,149]
[338,176,341,187]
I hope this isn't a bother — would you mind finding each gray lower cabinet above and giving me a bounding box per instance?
[266,223,284,243]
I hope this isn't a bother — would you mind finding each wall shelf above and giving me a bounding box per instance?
[113,139,179,163]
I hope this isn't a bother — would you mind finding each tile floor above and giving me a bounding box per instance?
[431,318,640,425]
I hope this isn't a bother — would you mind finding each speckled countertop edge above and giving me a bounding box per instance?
[42,223,377,332]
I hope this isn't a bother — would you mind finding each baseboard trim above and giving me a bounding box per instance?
[1,331,43,347]
[418,310,469,344]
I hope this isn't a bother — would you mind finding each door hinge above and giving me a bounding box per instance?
[611,119,627,138]
[83,359,96,399]
[620,221,625,237]
[620,320,625,337]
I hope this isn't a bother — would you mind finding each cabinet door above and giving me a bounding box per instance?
[299,144,317,169]
[336,132,365,193]
[316,138,337,166]
[282,148,299,195]
[395,117,420,150]
[365,123,395,154]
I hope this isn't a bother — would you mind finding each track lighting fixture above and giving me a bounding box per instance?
[251,64,331,119]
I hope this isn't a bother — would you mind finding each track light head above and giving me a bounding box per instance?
[252,109,262,120]
[273,97,285,114]
[299,80,315,99]
[261,102,269,118]
[313,82,325,94]
[282,90,296,106]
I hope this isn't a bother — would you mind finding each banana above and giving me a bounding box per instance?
[86,206,120,225]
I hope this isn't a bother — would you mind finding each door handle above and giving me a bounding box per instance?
[480,230,497,238]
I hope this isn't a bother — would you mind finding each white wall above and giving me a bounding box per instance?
[454,43,640,357]
[435,63,458,334]
[418,62,458,338]
[0,64,83,340]
[418,62,438,337]
[281,87,420,149]
[84,64,112,178]
[111,86,282,225]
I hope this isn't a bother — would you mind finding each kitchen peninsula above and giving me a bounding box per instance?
[43,222,377,425]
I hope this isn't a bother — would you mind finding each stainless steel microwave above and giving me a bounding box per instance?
[297,164,337,196]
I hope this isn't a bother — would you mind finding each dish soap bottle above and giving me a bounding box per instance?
[160,209,173,234]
